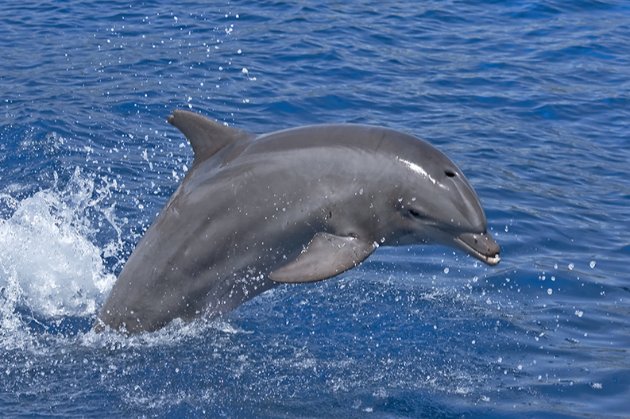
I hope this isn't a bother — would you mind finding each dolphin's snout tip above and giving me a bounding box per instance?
[454,231,501,266]
[484,252,501,266]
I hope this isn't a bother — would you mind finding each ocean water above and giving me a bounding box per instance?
[1,0,629,417]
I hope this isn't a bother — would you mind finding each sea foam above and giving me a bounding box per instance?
[0,169,118,331]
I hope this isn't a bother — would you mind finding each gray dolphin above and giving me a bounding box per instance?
[97,110,500,333]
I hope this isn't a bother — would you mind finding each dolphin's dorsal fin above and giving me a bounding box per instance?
[269,233,377,283]
[167,110,249,162]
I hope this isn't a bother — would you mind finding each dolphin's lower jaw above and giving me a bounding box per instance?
[454,232,501,266]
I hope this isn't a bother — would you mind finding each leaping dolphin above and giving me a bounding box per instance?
[97,110,500,333]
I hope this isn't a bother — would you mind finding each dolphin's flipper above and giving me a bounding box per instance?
[269,233,377,283]
[167,110,249,163]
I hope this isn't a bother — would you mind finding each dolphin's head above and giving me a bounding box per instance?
[382,135,500,266]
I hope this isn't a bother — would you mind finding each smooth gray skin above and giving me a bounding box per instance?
[97,110,500,333]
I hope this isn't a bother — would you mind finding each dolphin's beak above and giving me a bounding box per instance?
[454,231,501,266]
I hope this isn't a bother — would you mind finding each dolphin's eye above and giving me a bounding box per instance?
[445,169,456,178]
[408,208,424,219]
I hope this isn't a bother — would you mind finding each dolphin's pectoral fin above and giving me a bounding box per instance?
[269,233,377,283]
[168,109,250,163]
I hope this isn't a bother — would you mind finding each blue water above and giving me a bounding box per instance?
[1,0,628,417]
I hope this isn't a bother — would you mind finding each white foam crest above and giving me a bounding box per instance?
[0,265,37,350]
[0,168,119,326]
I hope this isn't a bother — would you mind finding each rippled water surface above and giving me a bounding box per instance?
[1,1,629,417]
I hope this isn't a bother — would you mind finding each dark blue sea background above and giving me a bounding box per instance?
[1,0,628,417]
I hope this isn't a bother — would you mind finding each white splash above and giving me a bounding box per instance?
[0,169,118,327]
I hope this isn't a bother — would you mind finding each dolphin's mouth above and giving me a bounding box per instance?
[454,231,501,266]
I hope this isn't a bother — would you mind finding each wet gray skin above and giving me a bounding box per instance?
[97,110,500,333]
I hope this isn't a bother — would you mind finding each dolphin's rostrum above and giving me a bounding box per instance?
[97,110,500,333]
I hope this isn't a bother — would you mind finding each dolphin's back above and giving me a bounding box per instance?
[248,124,425,155]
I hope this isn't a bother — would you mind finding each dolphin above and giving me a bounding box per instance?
[97,110,500,333]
